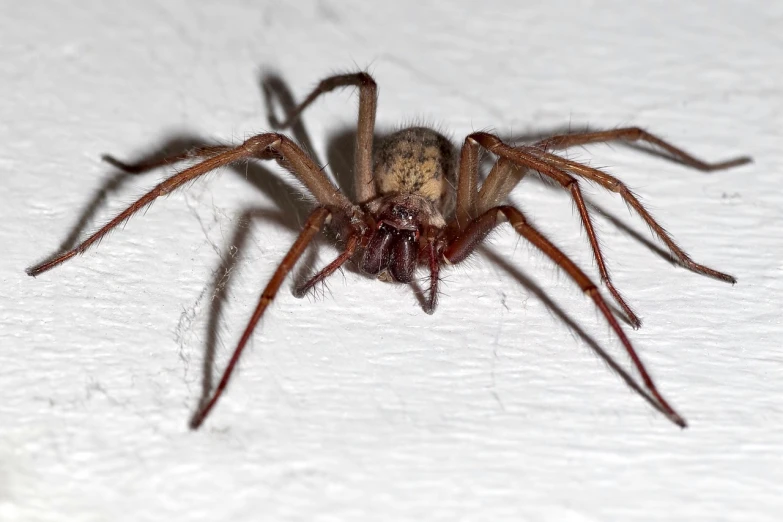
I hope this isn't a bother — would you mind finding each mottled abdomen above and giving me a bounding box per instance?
[374,127,456,212]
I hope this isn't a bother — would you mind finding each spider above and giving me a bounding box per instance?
[28,72,750,429]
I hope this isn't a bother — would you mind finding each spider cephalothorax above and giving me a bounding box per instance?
[28,71,750,429]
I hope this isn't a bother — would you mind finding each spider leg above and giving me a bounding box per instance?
[528,147,739,283]
[534,127,751,171]
[456,140,530,227]
[272,72,379,204]
[476,158,528,217]
[27,134,352,276]
[465,133,642,328]
[454,132,482,228]
[444,205,687,428]
[294,233,360,297]
[190,206,331,429]
[102,145,233,174]
[422,236,440,314]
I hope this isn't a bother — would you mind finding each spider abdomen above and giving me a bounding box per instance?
[373,127,455,211]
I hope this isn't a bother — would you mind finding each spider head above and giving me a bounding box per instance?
[360,194,443,283]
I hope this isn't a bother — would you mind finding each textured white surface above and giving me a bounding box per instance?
[2,1,782,521]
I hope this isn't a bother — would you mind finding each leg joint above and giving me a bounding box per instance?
[244,133,284,153]
[625,127,644,140]
[356,72,377,88]
[465,132,499,151]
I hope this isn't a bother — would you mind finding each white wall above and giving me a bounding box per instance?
[2,1,780,520]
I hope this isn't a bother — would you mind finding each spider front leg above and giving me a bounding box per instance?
[534,127,752,171]
[444,206,687,428]
[191,206,332,429]
[529,127,750,281]
[460,133,643,328]
[528,145,742,283]
[27,133,352,276]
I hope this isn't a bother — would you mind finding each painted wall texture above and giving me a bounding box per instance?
[2,1,781,520]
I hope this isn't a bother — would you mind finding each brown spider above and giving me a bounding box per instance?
[28,72,750,429]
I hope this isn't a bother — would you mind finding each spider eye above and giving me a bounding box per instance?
[391,205,413,221]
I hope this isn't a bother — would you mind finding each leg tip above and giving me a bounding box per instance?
[708,156,753,171]
[26,263,49,277]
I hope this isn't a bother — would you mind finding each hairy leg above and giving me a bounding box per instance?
[444,205,686,428]
[528,147,738,282]
[294,233,360,297]
[534,127,751,171]
[422,237,440,314]
[454,134,482,228]
[190,207,331,428]
[465,132,643,327]
[28,134,352,276]
[272,72,379,204]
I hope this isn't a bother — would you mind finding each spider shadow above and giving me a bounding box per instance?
[478,245,671,422]
[189,205,330,426]
[26,133,315,274]
[262,71,357,199]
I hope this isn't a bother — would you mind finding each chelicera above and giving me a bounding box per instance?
[28,72,750,429]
